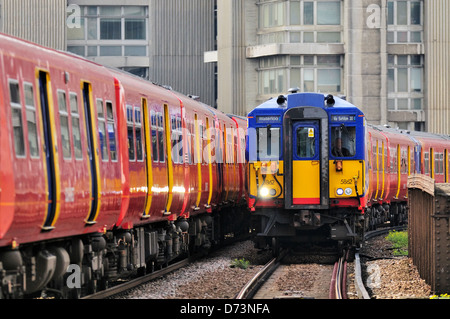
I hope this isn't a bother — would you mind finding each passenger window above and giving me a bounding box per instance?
[97,99,109,161]
[424,152,429,174]
[135,107,143,161]
[106,102,117,161]
[24,83,39,158]
[158,114,165,162]
[70,93,83,159]
[331,125,356,158]
[9,81,25,157]
[127,105,135,161]
[58,91,72,159]
[151,111,158,162]
[171,116,179,163]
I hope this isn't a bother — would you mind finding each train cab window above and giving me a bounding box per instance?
[106,102,117,161]
[257,126,280,161]
[58,91,72,159]
[70,93,83,159]
[331,125,356,158]
[24,83,39,158]
[9,81,25,157]
[97,99,109,161]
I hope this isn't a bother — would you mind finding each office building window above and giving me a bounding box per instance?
[290,0,341,26]
[259,1,285,28]
[387,54,423,111]
[387,0,423,43]
[67,5,148,57]
[289,55,343,94]
[259,55,343,95]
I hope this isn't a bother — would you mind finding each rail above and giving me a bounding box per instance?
[82,258,190,299]
[235,250,287,299]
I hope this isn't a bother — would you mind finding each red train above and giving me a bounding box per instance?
[0,33,248,298]
[365,124,450,230]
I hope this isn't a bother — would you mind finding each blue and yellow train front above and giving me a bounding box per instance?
[247,93,367,253]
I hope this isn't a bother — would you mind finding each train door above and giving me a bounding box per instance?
[283,107,329,210]
[142,97,153,218]
[38,71,61,230]
[82,82,100,224]
[291,121,320,205]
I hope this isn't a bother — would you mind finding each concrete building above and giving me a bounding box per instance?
[212,0,450,135]
[66,0,217,108]
[0,0,67,50]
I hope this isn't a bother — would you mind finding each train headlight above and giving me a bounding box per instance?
[345,188,353,195]
[260,187,277,197]
[260,187,270,197]
[336,188,344,196]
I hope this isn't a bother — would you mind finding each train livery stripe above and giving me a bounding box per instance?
[293,198,321,205]
[38,70,61,230]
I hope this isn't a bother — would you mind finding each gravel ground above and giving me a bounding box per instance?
[358,235,432,299]
[115,237,433,299]
[114,241,271,299]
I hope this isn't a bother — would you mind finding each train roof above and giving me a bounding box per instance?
[370,124,450,141]
[248,92,363,117]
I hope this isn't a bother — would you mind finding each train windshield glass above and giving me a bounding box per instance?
[331,125,356,158]
[257,126,280,160]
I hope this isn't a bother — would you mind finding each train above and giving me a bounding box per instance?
[247,92,450,255]
[0,33,248,298]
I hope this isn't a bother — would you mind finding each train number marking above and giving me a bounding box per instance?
[340,179,353,185]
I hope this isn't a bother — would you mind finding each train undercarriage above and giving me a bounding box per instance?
[251,202,408,257]
[0,207,249,299]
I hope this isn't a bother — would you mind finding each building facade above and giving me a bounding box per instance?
[66,0,217,108]
[213,0,450,134]
[1,0,448,133]
[0,0,67,50]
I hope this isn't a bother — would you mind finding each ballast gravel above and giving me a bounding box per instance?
[115,237,433,299]
[114,241,271,299]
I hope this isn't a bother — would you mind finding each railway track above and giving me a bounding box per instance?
[329,250,349,299]
[236,225,405,300]
[236,249,345,299]
[235,251,286,300]
[83,258,190,299]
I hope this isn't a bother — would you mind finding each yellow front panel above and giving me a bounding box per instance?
[249,161,284,200]
[292,160,320,204]
[329,160,364,199]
